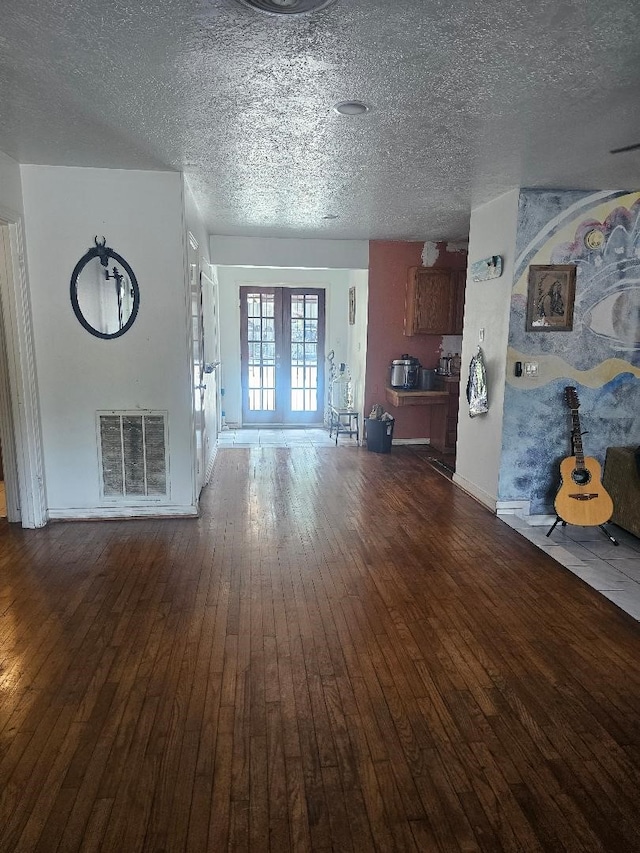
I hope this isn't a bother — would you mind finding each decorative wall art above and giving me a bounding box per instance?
[471,255,502,282]
[70,237,140,339]
[525,264,576,331]
[466,346,489,416]
[348,286,356,325]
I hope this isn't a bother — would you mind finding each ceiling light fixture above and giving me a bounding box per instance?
[234,0,338,14]
[334,101,370,115]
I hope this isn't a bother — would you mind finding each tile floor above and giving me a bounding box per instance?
[216,429,640,622]
[499,513,640,622]
[216,427,347,448]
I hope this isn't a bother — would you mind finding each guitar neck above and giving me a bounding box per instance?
[570,408,585,466]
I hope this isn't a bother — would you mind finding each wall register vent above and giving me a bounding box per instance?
[98,411,168,499]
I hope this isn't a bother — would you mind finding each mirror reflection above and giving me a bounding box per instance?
[71,238,140,339]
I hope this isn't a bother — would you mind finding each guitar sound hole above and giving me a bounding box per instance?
[571,468,591,486]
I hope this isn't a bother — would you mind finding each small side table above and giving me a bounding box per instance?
[329,407,359,445]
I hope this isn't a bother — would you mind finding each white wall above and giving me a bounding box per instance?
[21,165,195,516]
[216,266,358,426]
[211,235,369,270]
[0,149,24,214]
[454,189,519,509]
[345,269,369,418]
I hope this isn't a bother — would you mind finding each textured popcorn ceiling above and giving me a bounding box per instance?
[1,0,639,240]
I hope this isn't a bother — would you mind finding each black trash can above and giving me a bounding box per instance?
[365,417,394,453]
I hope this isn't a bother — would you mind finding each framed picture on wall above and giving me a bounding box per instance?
[348,286,356,325]
[526,265,577,331]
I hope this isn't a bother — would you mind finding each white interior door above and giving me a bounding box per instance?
[201,267,221,441]
[188,246,206,497]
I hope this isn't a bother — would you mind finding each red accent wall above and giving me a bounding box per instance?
[364,240,467,440]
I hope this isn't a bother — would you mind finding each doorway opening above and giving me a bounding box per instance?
[240,286,325,426]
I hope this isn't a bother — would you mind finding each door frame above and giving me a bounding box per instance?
[201,266,222,435]
[189,256,205,497]
[0,209,47,527]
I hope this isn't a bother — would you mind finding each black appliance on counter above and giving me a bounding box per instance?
[418,367,438,390]
[389,355,420,389]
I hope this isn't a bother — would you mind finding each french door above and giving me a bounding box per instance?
[240,287,325,425]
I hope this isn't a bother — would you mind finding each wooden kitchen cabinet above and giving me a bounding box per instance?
[435,375,461,453]
[451,269,466,334]
[405,266,466,335]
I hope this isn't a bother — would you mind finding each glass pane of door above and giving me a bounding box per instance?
[247,291,276,414]
[240,288,282,424]
[289,293,319,413]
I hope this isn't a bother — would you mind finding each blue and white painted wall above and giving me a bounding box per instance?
[498,190,640,513]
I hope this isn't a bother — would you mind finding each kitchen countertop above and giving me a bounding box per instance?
[385,386,449,407]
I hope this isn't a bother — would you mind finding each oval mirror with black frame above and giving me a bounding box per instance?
[70,237,140,339]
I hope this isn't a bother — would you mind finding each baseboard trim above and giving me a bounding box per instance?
[452,473,496,511]
[48,505,199,521]
[496,500,531,516]
[393,438,431,445]
[496,503,557,528]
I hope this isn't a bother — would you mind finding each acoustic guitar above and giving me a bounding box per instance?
[554,386,613,526]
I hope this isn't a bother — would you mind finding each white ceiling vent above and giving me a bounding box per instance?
[234,0,338,14]
[98,412,168,499]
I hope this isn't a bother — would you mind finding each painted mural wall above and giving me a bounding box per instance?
[499,190,640,513]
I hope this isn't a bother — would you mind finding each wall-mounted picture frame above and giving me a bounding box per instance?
[348,286,356,325]
[526,264,576,331]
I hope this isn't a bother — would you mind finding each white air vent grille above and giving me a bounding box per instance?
[98,411,168,499]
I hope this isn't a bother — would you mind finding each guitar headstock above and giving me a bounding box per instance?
[565,385,580,411]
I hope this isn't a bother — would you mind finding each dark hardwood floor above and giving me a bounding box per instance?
[1,445,640,852]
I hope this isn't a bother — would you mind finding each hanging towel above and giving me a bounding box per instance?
[466,347,489,417]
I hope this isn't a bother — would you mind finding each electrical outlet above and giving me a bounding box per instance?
[524,362,538,376]
[479,328,485,342]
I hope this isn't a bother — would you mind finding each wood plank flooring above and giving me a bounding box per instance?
[1,445,640,852]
